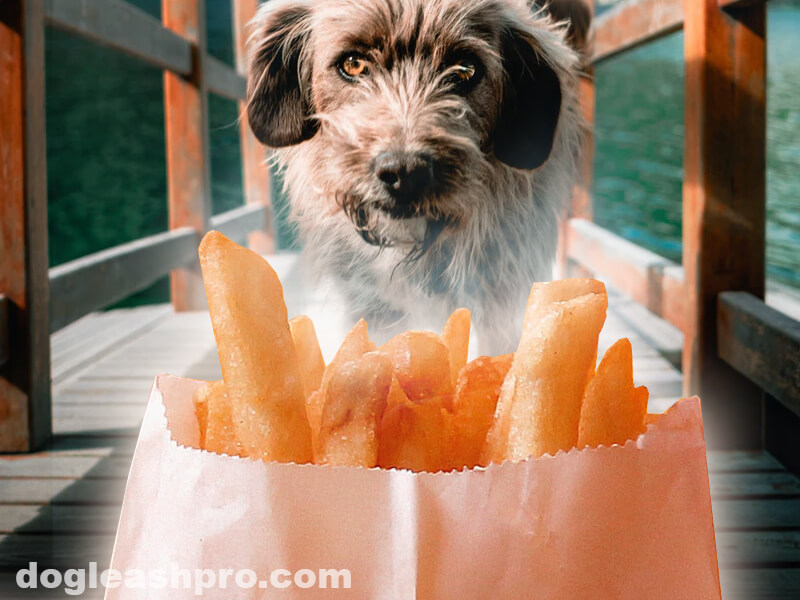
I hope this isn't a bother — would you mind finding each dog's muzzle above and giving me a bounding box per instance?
[373,151,435,218]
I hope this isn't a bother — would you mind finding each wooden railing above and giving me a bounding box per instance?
[0,0,269,452]
[563,0,800,470]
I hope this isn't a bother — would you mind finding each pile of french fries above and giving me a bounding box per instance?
[193,232,652,472]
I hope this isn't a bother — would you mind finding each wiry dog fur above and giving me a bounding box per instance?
[247,0,589,355]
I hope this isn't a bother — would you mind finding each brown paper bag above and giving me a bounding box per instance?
[105,375,721,599]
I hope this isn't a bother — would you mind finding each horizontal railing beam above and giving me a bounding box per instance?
[718,292,800,418]
[205,55,247,101]
[565,219,686,331]
[592,0,769,64]
[43,0,192,76]
[48,227,199,333]
[592,0,683,64]
[210,204,270,244]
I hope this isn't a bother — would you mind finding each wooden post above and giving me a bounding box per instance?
[163,0,211,311]
[0,0,51,452]
[557,0,594,280]
[683,0,766,449]
[233,0,274,255]
[572,69,595,222]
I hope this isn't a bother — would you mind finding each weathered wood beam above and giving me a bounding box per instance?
[592,0,684,63]
[205,55,246,101]
[209,204,270,246]
[565,219,686,330]
[682,0,767,450]
[48,228,199,333]
[233,0,274,255]
[163,0,211,312]
[0,296,8,367]
[718,293,800,418]
[0,0,51,452]
[592,0,769,64]
[43,0,192,76]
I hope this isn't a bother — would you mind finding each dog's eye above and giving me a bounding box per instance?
[339,53,370,81]
[445,58,481,91]
[452,60,477,83]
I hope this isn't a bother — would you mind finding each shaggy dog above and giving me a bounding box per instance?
[247,0,590,355]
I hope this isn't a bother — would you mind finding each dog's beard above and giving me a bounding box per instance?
[337,192,453,261]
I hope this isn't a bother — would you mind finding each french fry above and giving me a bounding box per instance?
[378,397,452,473]
[199,231,311,463]
[315,352,392,467]
[193,383,211,449]
[194,380,243,457]
[483,279,608,463]
[387,376,411,410]
[442,309,471,385]
[644,412,661,427]
[451,355,513,468]
[578,339,649,448]
[306,320,375,447]
[289,315,325,399]
[381,331,452,402]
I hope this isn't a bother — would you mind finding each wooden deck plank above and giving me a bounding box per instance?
[0,478,127,505]
[51,305,171,385]
[707,452,784,473]
[713,499,800,531]
[709,472,800,499]
[0,505,121,534]
[720,569,800,600]
[717,531,800,568]
[0,454,131,479]
[0,534,114,569]
[43,435,136,457]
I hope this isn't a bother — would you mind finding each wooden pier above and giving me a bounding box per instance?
[1,0,799,598]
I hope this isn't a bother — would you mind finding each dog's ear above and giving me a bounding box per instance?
[493,28,562,171]
[534,0,592,53]
[247,1,318,148]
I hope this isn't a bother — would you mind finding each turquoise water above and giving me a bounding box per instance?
[43,2,800,307]
[594,4,800,287]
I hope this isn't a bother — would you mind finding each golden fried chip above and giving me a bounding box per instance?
[197,380,244,457]
[381,331,452,402]
[193,382,212,449]
[442,309,471,385]
[378,398,452,473]
[307,320,375,448]
[483,279,608,463]
[315,352,392,467]
[643,411,661,427]
[289,315,325,399]
[386,376,410,410]
[199,231,311,463]
[577,339,649,449]
[450,355,513,468]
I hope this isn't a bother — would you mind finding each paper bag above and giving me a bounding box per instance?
[105,375,721,599]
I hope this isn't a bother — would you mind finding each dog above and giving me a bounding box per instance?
[246,0,591,355]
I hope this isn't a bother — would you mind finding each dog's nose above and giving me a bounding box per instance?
[374,152,434,200]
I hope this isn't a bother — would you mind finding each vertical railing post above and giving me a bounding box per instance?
[683,0,767,449]
[556,0,594,280]
[163,0,212,311]
[0,0,51,452]
[233,0,274,255]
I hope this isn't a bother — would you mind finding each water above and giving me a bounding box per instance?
[594,3,800,288]
[43,1,800,308]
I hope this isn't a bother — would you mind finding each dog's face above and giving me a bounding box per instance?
[248,0,577,250]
